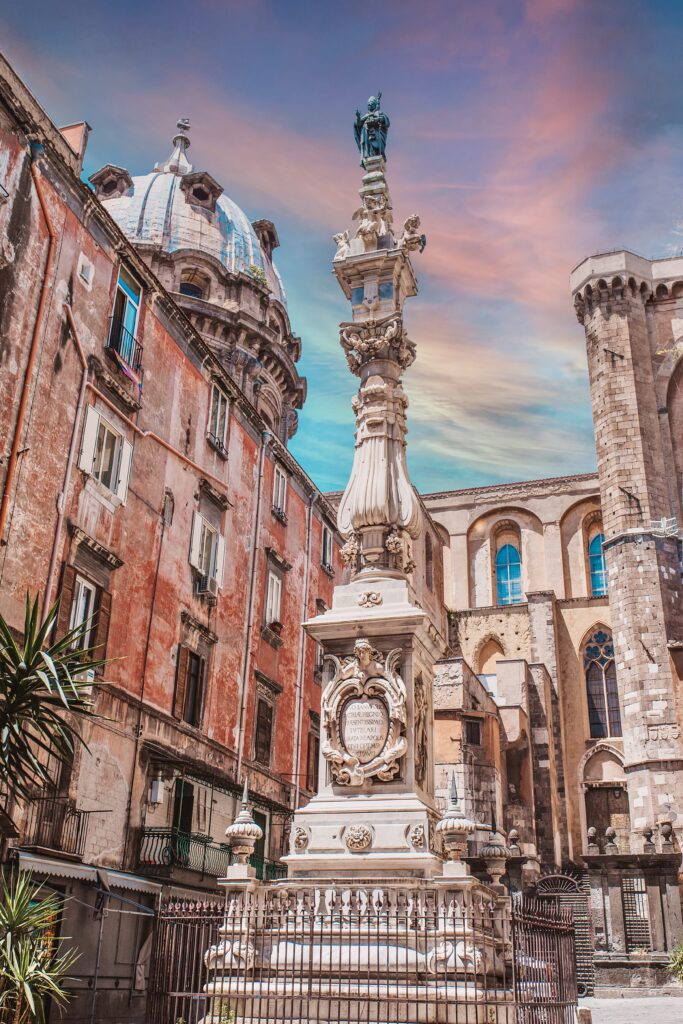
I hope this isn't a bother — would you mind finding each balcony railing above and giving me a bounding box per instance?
[138,827,287,880]
[23,796,90,859]
[106,317,143,374]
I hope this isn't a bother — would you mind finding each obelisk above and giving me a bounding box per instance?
[285,96,446,878]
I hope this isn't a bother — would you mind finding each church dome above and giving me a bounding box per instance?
[93,120,286,306]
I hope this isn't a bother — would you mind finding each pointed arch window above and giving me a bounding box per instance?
[589,532,607,597]
[584,628,621,738]
[495,544,522,606]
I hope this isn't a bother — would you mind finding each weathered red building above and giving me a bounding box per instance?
[0,54,339,1022]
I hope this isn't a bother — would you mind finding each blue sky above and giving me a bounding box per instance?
[3,0,683,492]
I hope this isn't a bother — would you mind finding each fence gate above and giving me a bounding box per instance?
[512,896,578,1023]
[535,873,594,997]
[148,898,224,1024]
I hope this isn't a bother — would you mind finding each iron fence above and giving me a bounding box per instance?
[106,316,143,373]
[23,796,90,858]
[149,885,578,1024]
[512,897,577,1023]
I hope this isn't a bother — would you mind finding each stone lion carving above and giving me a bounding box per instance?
[321,638,407,786]
[344,824,373,851]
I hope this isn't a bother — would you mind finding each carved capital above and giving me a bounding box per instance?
[339,313,415,375]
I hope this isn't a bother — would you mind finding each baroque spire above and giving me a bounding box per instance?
[334,96,427,579]
[155,117,193,175]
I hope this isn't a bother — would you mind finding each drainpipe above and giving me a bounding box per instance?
[292,491,316,810]
[41,304,88,624]
[236,430,269,781]
[0,143,56,546]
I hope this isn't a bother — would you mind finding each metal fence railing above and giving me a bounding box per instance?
[138,827,287,881]
[147,883,579,1024]
[22,796,90,858]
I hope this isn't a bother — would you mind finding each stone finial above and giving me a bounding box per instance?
[642,825,655,852]
[435,772,476,871]
[660,820,674,851]
[155,117,193,175]
[507,828,521,855]
[481,804,512,889]
[587,826,599,852]
[225,778,263,873]
[604,826,618,854]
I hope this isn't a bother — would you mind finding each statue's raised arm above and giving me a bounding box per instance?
[354,94,390,169]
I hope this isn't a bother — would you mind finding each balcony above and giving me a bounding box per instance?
[105,317,143,377]
[22,796,91,860]
[138,827,287,881]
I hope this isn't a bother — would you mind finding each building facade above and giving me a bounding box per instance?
[0,51,682,1016]
[0,54,340,1022]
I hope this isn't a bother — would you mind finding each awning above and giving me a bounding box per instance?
[16,852,162,896]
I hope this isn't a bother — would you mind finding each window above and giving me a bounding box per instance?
[78,406,133,503]
[322,525,334,572]
[69,575,97,650]
[425,533,434,591]
[107,268,142,372]
[180,281,203,299]
[272,466,287,520]
[56,565,112,659]
[463,718,482,746]
[306,731,320,792]
[174,646,206,727]
[189,512,225,586]
[584,628,621,738]
[589,532,607,597]
[265,570,282,625]
[495,543,522,606]
[207,384,228,452]
[254,698,274,766]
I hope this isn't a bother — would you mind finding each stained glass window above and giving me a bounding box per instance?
[584,628,621,738]
[589,532,607,597]
[495,544,522,606]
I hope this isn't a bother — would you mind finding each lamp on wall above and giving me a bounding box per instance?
[148,773,165,811]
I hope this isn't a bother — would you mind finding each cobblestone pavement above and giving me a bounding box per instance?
[582,996,683,1023]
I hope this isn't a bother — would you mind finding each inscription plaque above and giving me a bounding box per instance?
[341,696,389,764]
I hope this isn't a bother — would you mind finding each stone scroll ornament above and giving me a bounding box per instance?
[322,638,407,786]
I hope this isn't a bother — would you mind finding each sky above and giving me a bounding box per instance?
[3,0,683,493]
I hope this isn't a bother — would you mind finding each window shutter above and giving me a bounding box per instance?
[78,405,100,474]
[215,533,225,588]
[197,656,206,724]
[189,512,203,569]
[116,439,133,504]
[93,589,112,658]
[173,645,190,719]
[273,575,282,621]
[55,564,78,638]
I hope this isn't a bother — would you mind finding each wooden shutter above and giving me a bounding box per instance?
[115,438,133,504]
[189,512,203,569]
[78,405,100,473]
[93,589,112,659]
[215,533,225,588]
[55,564,78,638]
[173,645,190,719]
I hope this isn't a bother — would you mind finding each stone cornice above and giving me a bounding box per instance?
[421,471,599,504]
[69,525,123,568]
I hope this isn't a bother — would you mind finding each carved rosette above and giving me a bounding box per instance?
[321,638,407,786]
[293,826,309,852]
[344,824,373,851]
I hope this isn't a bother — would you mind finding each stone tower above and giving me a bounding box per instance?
[572,253,683,844]
[284,98,447,877]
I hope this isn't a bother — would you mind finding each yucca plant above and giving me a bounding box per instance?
[0,595,104,808]
[0,873,78,1024]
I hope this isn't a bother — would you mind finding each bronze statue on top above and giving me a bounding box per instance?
[354,94,390,168]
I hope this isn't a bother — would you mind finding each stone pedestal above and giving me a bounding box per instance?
[284,575,446,878]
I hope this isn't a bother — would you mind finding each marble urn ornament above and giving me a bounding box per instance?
[224,778,263,877]
[435,773,476,876]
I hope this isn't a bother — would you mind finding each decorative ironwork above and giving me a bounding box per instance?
[622,876,652,952]
[22,796,91,858]
[536,872,595,997]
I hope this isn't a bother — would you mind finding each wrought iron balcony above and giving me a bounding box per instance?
[22,796,90,859]
[106,316,143,374]
[138,827,287,880]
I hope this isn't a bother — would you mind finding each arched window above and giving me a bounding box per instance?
[495,544,522,606]
[179,281,204,299]
[589,532,607,597]
[584,628,621,738]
